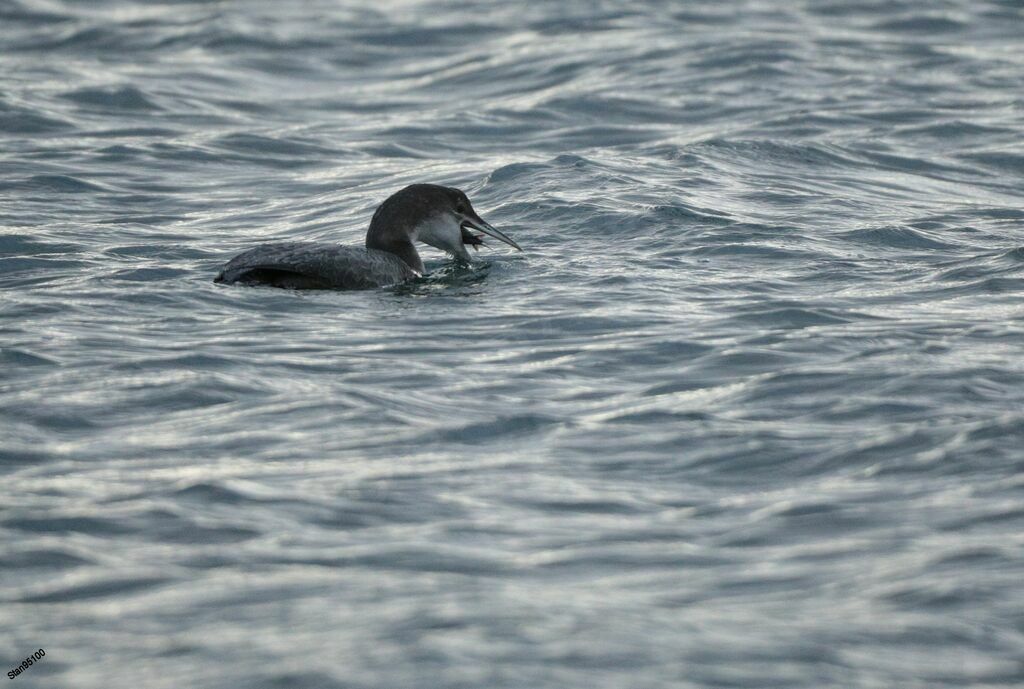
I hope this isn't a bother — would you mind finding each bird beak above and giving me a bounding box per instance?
[460,212,522,251]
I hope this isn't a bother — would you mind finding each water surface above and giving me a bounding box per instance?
[2,1,1024,687]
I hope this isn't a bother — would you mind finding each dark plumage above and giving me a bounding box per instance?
[214,184,520,290]
[214,242,417,290]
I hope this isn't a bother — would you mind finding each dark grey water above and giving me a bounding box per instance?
[3,0,1024,687]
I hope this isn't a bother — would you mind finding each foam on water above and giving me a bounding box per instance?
[2,1,1024,687]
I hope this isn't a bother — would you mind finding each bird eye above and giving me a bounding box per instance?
[455,203,466,214]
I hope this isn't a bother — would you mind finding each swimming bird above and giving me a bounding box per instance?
[214,184,521,289]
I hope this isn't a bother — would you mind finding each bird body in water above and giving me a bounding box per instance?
[214,184,521,290]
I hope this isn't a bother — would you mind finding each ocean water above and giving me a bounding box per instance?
[2,0,1024,686]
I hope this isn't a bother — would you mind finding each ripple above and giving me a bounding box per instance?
[0,548,92,571]
[0,102,73,133]
[16,575,172,604]
[5,174,105,193]
[725,307,855,329]
[873,16,967,33]
[0,348,59,368]
[429,413,563,445]
[62,85,162,111]
[962,151,1024,175]
[837,225,955,250]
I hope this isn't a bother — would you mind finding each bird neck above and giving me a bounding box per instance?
[366,229,424,274]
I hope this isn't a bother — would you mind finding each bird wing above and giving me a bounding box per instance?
[215,242,416,290]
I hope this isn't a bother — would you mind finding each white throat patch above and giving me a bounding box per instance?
[414,213,471,261]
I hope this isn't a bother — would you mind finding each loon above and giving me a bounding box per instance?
[214,184,521,289]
